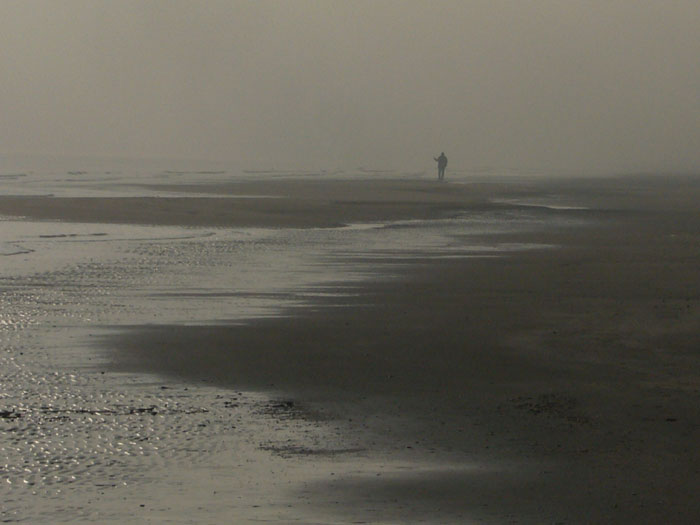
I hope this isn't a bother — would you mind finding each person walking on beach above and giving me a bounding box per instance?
[434,152,447,181]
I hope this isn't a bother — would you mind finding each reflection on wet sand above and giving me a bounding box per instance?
[2,174,700,522]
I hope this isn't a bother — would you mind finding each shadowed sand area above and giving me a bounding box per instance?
[0,179,506,227]
[4,175,700,522]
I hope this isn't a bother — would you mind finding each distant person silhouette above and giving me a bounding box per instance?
[434,152,447,181]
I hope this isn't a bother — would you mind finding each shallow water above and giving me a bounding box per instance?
[0,161,587,522]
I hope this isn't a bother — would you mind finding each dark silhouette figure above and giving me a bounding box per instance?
[434,152,447,181]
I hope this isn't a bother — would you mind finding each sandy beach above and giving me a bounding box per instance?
[4,1,699,522]
[2,174,699,523]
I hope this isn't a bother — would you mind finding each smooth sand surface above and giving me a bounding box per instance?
[6,175,699,522]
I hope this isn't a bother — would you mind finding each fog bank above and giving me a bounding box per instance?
[1,1,698,173]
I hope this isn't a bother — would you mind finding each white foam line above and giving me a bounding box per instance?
[491,198,588,210]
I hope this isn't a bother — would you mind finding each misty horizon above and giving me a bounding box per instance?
[2,1,699,174]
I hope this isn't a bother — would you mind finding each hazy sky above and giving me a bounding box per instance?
[2,1,698,172]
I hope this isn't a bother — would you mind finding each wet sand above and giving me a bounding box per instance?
[5,175,700,522]
[0,179,506,228]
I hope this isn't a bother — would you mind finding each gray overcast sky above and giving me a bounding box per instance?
[2,1,699,172]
